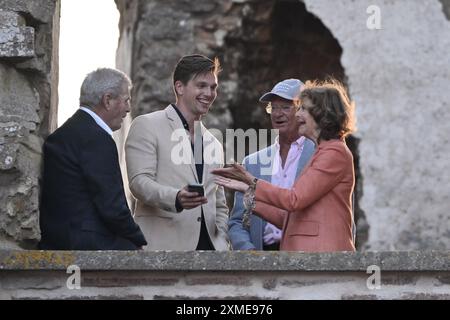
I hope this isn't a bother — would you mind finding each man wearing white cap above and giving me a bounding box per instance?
[228,79,315,250]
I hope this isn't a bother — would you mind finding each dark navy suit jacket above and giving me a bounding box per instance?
[39,109,147,250]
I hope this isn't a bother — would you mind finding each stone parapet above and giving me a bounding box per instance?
[1,250,449,271]
[0,251,449,299]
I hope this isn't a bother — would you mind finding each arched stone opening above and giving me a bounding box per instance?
[224,0,344,131]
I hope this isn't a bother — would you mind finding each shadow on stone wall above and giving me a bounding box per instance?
[439,0,450,20]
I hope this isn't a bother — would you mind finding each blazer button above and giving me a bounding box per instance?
[197,217,201,222]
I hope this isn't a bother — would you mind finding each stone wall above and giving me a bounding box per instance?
[0,0,60,249]
[302,0,450,250]
[1,250,449,299]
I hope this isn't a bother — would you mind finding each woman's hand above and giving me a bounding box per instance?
[214,176,249,193]
[211,163,255,185]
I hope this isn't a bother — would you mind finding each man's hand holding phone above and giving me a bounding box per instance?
[176,184,207,210]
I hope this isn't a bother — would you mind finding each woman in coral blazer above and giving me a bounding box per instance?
[213,79,356,252]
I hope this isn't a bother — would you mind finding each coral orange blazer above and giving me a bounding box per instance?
[254,139,355,252]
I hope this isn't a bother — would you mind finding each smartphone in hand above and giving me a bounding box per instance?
[187,184,204,197]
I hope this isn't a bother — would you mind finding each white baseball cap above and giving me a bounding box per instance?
[259,78,304,102]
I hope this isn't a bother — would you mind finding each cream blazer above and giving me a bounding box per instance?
[125,105,229,250]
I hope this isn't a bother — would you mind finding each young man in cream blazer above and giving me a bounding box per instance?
[125,55,229,250]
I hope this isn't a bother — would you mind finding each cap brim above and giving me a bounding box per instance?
[259,92,294,102]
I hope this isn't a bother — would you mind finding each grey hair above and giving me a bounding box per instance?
[79,68,131,108]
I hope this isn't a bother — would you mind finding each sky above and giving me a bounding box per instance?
[58,0,119,126]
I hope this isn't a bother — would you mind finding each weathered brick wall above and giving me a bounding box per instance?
[1,251,449,300]
[0,0,60,249]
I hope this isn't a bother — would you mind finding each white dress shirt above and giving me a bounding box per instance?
[264,136,305,245]
[80,106,113,136]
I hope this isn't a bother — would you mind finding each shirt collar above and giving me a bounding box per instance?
[80,106,113,136]
[274,135,305,149]
[171,104,190,131]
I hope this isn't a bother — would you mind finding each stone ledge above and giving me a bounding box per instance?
[0,250,448,271]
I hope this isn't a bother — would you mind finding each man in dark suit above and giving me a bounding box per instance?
[39,68,147,250]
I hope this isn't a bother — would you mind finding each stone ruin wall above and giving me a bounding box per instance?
[0,0,449,251]
[0,0,60,249]
[303,0,450,250]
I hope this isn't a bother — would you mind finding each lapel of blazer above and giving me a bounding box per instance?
[200,122,215,184]
[254,144,276,232]
[255,145,276,182]
[264,145,276,183]
[294,138,316,179]
[165,105,199,183]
